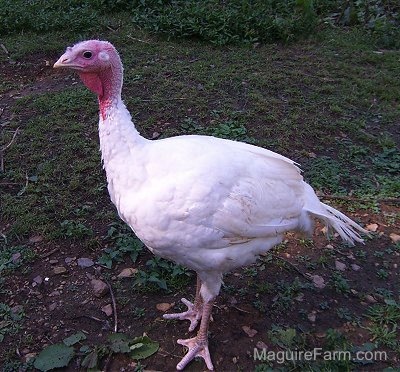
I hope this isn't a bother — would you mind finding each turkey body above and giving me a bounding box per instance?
[100,101,307,274]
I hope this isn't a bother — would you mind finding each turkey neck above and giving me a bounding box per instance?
[88,63,146,178]
[79,63,123,121]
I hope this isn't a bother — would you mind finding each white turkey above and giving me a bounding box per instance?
[54,40,368,371]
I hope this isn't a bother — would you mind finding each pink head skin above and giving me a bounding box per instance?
[54,40,123,119]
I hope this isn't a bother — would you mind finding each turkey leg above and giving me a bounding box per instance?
[176,299,214,370]
[163,275,203,332]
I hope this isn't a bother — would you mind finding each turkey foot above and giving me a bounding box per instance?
[175,299,214,370]
[176,336,213,370]
[163,297,202,332]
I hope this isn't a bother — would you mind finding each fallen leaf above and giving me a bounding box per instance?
[102,304,113,317]
[156,302,174,312]
[242,325,258,338]
[366,223,379,232]
[256,341,268,349]
[389,233,400,243]
[117,268,138,278]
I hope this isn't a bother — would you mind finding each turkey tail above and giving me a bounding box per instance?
[302,182,369,245]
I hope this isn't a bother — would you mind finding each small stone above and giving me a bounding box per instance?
[307,312,316,323]
[49,259,59,265]
[53,266,67,275]
[351,264,361,271]
[65,257,76,264]
[117,267,138,278]
[49,303,58,311]
[29,235,43,244]
[102,304,113,317]
[311,275,326,289]
[24,353,37,363]
[152,132,160,139]
[33,275,43,285]
[335,260,346,271]
[77,257,94,268]
[91,279,109,298]
[365,295,377,304]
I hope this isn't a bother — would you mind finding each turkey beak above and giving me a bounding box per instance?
[53,54,70,68]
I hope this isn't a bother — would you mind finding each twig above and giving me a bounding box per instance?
[271,254,312,281]
[326,245,349,257]
[0,43,9,55]
[232,305,251,314]
[0,107,5,119]
[0,127,20,172]
[158,349,182,359]
[72,315,104,323]
[1,127,20,152]
[40,247,59,259]
[127,35,152,44]
[104,278,118,333]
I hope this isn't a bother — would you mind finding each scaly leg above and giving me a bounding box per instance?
[163,276,203,332]
[176,299,214,370]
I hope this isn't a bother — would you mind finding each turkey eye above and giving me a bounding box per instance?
[83,51,92,59]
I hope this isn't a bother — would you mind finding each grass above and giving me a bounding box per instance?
[0,2,399,371]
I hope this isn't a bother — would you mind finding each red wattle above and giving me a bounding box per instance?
[79,72,103,97]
